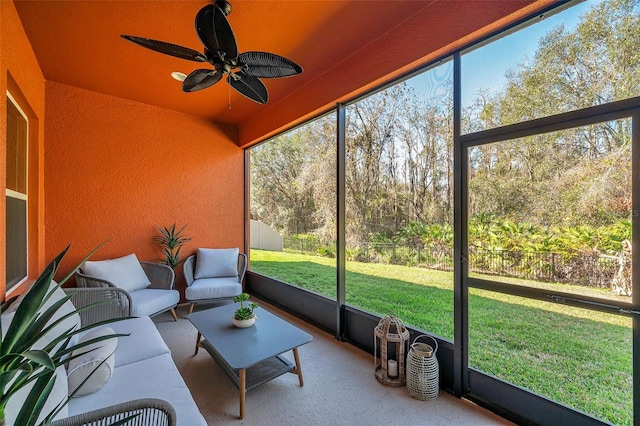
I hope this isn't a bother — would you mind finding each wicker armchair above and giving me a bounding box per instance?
[53,287,177,426]
[76,261,179,321]
[183,251,247,314]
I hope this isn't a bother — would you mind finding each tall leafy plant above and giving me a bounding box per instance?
[154,223,191,270]
[0,244,127,426]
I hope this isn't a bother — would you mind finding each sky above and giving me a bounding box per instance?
[404,0,602,108]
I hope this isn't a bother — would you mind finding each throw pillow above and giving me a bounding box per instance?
[194,247,239,279]
[67,327,118,397]
[82,253,150,293]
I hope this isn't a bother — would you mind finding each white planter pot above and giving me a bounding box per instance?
[233,315,256,328]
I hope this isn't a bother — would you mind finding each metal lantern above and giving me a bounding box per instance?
[374,314,410,386]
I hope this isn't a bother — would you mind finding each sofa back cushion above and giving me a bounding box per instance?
[82,253,150,293]
[5,365,69,424]
[2,280,81,352]
[194,248,239,279]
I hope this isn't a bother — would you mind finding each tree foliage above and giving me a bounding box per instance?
[250,0,638,266]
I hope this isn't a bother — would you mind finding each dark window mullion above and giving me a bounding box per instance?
[336,104,346,341]
[632,111,640,425]
[453,51,468,396]
[469,277,638,317]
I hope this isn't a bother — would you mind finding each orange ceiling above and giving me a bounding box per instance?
[13,0,551,145]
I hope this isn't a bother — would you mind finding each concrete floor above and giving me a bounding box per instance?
[153,302,512,426]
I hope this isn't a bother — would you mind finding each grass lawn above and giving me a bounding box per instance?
[251,249,632,425]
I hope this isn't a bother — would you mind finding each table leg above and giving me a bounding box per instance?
[293,347,304,386]
[239,368,246,419]
[194,332,201,355]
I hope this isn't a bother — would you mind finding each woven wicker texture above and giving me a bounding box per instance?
[65,287,132,326]
[406,335,439,401]
[51,398,176,426]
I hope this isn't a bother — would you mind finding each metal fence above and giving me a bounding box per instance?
[283,236,326,254]
[282,237,620,288]
[468,248,617,288]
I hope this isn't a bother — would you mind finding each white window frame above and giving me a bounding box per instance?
[6,91,29,293]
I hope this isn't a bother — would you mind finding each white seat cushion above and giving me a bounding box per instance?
[82,254,150,293]
[67,353,207,426]
[79,316,170,368]
[129,288,179,318]
[185,277,242,301]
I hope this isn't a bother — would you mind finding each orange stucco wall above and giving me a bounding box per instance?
[2,0,243,300]
[44,82,244,297]
[1,0,47,298]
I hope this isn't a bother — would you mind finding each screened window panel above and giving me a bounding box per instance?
[461,0,640,134]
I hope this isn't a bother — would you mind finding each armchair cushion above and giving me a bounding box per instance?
[194,248,239,279]
[82,254,150,293]
[67,327,118,397]
[184,277,242,301]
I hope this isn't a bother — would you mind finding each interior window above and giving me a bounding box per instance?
[6,94,28,290]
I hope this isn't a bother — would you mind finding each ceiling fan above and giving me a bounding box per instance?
[121,0,302,104]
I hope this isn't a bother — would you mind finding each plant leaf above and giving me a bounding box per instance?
[13,368,56,426]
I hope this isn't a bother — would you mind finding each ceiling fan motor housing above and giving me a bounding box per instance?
[215,0,232,16]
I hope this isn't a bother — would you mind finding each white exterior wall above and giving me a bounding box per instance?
[250,220,283,251]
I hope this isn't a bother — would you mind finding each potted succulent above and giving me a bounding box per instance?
[232,293,259,328]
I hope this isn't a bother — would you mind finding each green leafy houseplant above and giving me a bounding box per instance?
[233,293,259,321]
[153,223,191,270]
[0,245,128,426]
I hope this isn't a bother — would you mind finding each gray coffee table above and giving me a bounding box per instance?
[188,303,313,419]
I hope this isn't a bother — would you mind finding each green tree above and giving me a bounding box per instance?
[250,133,317,235]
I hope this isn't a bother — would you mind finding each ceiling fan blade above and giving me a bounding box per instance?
[183,69,223,92]
[121,35,207,62]
[228,71,268,104]
[238,52,303,78]
[195,4,238,60]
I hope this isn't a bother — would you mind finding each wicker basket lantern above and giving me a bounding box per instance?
[374,314,410,387]
[406,335,439,400]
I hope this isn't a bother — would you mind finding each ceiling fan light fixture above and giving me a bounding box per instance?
[171,71,187,81]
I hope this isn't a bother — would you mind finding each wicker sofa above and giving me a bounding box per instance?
[1,284,206,426]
